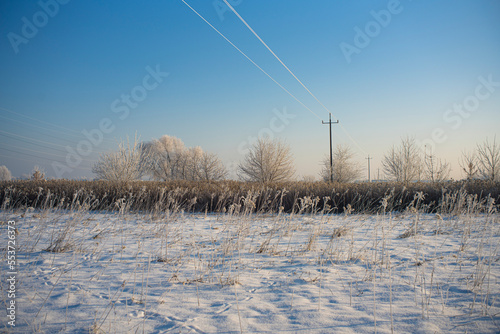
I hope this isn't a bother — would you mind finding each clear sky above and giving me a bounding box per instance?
[1,0,499,180]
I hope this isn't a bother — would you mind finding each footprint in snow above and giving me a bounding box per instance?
[129,310,145,318]
[211,302,232,314]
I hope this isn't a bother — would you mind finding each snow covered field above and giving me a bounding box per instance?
[2,207,499,333]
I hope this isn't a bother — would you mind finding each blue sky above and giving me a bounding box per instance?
[1,0,499,180]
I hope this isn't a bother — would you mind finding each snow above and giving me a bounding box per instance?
[2,209,499,333]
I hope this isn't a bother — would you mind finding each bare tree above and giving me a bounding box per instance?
[382,136,422,183]
[198,152,227,181]
[320,144,362,183]
[424,153,450,182]
[238,137,295,182]
[92,136,148,181]
[458,150,478,181]
[477,136,500,181]
[0,165,12,181]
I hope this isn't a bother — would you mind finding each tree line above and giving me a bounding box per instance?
[87,134,500,183]
[92,135,228,182]
[0,135,497,183]
[381,136,499,183]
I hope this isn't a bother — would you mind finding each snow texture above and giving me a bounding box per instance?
[1,209,499,333]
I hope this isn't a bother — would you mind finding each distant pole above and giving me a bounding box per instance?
[366,155,372,182]
[322,113,339,182]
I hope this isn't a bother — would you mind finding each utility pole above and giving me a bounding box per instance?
[366,155,372,182]
[322,113,339,182]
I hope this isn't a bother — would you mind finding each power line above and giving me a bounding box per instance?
[0,130,69,149]
[201,1,368,155]
[180,0,323,120]
[0,142,98,163]
[0,115,87,145]
[0,106,117,144]
[0,147,65,162]
[0,149,93,170]
[0,132,69,155]
[0,132,114,163]
[0,130,109,157]
[0,153,92,171]
[0,106,83,135]
[222,0,339,120]
[339,125,367,155]
[0,153,44,165]
[0,114,84,141]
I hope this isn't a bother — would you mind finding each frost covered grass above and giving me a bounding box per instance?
[1,179,499,214]
[1,189,499,333]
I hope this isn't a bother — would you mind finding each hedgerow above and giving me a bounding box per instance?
[0,179,498,214]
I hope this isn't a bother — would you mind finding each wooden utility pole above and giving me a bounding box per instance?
[322,113,339,182]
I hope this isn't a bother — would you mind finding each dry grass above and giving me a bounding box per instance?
[0,179,498,215]
[1,179,498,333]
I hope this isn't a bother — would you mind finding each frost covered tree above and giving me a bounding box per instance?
[31,166,46,181]
[320,144,362,183]
[92,136,148,181]
[0,165,12,181]
[181,147,204,181]
[382,136,422,183]
[476,136,500,181]
[143,135,186,181]
[238,137,295,182]
[198,152,227,181]
[424,153,450,182]
[144,135,227,181]
[458,150,478,181]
